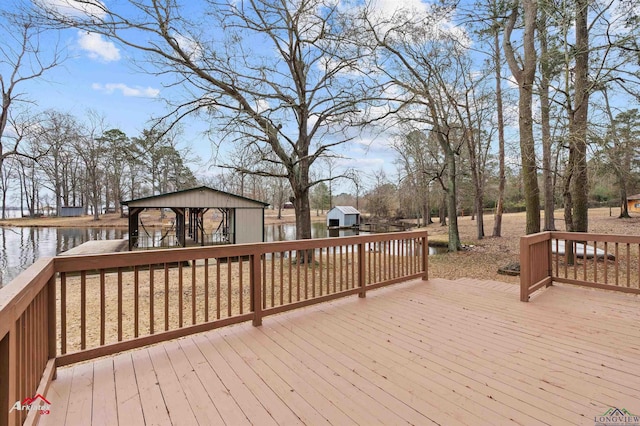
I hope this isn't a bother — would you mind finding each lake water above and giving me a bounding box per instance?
[0,222,438,287]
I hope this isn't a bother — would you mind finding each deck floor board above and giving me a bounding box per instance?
[38,278,640,425]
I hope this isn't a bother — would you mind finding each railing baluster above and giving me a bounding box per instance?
[216,259,221,320]
[279,252,284,305]
[296,251,301,301]
[304,252,309,299]
[583,242,587,281]
[271,253,275,308]
[164,263,170,331]
[134,266,140,338]
[319,248,324,296]
[191,261,196,325]
[339,245,343,292]
[204,259,209,323]
[117,268,123,341]
[61,272,67,355]
[326,247,331,294]
[81,271,86,350]
[593,241,598,283]
[178,262,184,327]
[150,264,155,333]
[227,258,232,317]
[288,251,293,303]
[100,270,106,346]
[312,250,317,296]
[262,255,267,309]
[239,257,244,314]
[615,243,620,286]
[604,242,608,284]
[625,243,630,287]
[333,246,337,293]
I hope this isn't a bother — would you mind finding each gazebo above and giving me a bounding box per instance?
[121,186,268,250]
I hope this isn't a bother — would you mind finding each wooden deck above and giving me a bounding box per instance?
[39,278,640,426]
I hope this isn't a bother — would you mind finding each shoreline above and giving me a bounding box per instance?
[0,211,325,228]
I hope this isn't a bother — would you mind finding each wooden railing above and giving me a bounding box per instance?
[0,259,57,426]
[0,230,428,425]
[520,231,640,301]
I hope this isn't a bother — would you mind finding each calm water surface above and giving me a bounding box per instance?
[0,222,435,287]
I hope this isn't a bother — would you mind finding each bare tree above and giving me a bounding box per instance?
[75,111,109,220]
[32,110,81,215]
[392,129,441,226]
[360,4,466,250]
[37,0,376,242]
[0,8,62,184]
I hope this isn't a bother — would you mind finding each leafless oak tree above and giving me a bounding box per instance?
[37,0,377,241]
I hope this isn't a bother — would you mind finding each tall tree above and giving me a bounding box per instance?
[600,105,640,218]
[503,0,540,234]
[33,110,81,215]
[38,0,375,241]
[361,4,467,250]
[538,0,556,231]
[98,129,129,213]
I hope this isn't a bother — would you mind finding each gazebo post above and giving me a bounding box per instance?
[128,208,143,250]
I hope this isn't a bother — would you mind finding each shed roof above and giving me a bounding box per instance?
[330,206,360,215]
[627,194,640,200]
[121,186,268,209]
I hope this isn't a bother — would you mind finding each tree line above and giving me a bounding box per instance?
[0,109,196,219]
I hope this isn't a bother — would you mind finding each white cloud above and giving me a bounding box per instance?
[77,31,120,62]
[172,33,203,60]
[92,83,160,98]
[368,0,431,19]
[35,0,107,19]
[255,99,270,113]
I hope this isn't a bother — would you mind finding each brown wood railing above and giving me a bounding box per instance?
[520,231,640,301]
[0,259,57,426]
[0,231,428,425]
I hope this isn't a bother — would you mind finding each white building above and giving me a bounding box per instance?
[327,206,361,228]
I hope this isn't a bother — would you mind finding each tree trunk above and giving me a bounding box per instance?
[539,7,556,231]
[492,32,506,237]
[445,149,462,251]
[439,193,447,226]
[504,0,540,235]
[570,0,590,233]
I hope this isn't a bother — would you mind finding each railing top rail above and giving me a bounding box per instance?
[0,257,54,338]
[54,230,429,273]
[548,231,640,243]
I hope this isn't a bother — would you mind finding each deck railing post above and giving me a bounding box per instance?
[422,233,429,281]
[251,253,263,326]
[358,242,366,298]
[519,236,531,302]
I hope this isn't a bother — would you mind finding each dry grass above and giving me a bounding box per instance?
[425,207,640,284]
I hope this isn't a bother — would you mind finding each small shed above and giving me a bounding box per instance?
[60,206,84,217]
[627,194,640,214]
[327,206,361,228]
[121,186,268,250]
